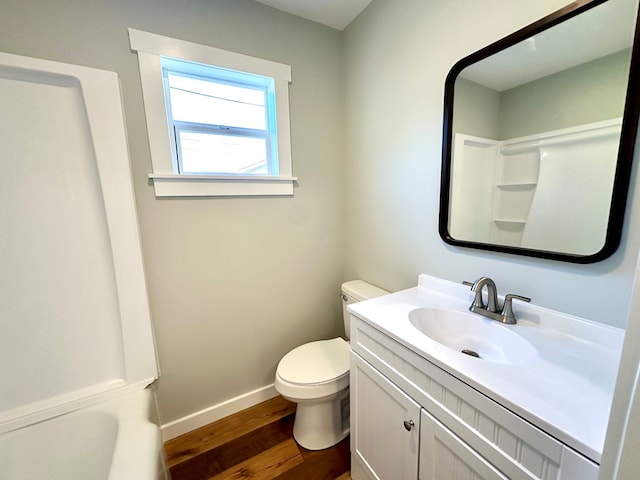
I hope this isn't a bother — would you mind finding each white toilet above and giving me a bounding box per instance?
[275,280,388,450]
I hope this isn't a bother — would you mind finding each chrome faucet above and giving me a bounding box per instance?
[463,277,531,324]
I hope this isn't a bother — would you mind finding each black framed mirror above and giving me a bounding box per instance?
[440,0,640,263]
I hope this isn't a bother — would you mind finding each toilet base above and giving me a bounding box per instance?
[291,388,350,450]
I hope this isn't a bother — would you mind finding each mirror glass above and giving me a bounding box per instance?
[440,0,640,263]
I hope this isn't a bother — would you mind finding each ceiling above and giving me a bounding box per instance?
[252,0,372,30]
[461,0,637,91]
[252,0,636,89]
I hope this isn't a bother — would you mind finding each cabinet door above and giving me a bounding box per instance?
[351,352,421,480]
[420,409,508,480]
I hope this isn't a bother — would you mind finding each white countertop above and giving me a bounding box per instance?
[348,274,624,463]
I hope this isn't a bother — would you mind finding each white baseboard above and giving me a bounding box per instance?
[160,384,279,441]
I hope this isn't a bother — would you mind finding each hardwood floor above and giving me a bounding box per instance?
[164,396,351,480]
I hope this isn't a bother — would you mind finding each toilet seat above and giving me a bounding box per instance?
[276,337,349,386]
[275,337,350,400]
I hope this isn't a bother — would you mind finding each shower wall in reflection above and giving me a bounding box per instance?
[450,119,620,255]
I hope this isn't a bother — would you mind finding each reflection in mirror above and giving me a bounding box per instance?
[440,0,640,263]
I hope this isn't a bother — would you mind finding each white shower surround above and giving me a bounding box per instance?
[0,51,164,479]
[450,118,621,254]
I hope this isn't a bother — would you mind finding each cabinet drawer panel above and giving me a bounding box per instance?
[351,317,563,480]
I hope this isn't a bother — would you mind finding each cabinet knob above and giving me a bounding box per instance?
[403,420,414,431]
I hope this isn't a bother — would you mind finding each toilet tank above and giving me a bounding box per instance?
[341,280,389,338]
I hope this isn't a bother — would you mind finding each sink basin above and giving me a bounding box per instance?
[408,307,537,364]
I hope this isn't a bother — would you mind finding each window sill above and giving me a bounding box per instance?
[148,174,297,197]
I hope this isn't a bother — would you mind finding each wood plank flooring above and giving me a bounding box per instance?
[165,396,351,480]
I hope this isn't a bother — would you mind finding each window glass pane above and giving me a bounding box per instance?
[178,131,268,174]
[168,73,266,130]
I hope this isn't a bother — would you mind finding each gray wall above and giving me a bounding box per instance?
[499,49,632,138]
[343,0,640,329]
[453,77,501,139]
[0,0,345,425]
[454,49,631,140]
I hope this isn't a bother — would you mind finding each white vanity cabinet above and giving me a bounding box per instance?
[351,352,421,480]
[349,316,599,480]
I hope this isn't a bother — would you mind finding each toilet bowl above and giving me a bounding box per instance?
[275,280,388,450]
[275,338,350,450]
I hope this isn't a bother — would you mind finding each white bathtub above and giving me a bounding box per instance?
[0,389,168,480]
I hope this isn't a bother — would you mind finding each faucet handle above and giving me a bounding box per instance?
[501,294,531,324]
[462,280,488,310]
[463,279,486,308]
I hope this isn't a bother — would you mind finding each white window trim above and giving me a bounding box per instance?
[128,28,295,197]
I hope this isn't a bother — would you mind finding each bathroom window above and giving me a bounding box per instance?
[129,29,295,197]
[162,59,277,176]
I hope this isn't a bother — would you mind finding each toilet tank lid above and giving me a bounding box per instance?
[342,280,388,301]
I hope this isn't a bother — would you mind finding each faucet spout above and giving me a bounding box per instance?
[463,277,531,324]
[470,276,499,313]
